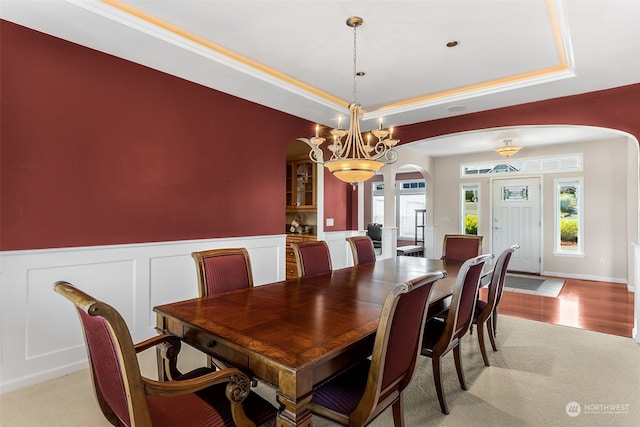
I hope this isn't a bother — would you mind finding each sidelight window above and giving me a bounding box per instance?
[555,178,583,255]
[461,184,480,235]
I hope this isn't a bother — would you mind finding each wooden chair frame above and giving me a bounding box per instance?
[54,281,257,427]
[474,244,519,366]
[346,236,377,265]
[421,253,493,414]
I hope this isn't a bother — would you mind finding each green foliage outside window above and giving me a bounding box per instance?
[559,184,579,250]
[465,215,478,235]
[560,218,578,244]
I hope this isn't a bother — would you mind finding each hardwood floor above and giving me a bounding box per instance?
[480,278,635,338]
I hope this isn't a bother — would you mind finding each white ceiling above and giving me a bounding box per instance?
[2,0,639,156]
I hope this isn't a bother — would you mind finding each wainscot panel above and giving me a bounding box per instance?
[0,234,286,393]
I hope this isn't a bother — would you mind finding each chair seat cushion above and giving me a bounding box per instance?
[147,392,232,427]
[158,367,277,427]
[422,318,446,351]
[311,360,371,416]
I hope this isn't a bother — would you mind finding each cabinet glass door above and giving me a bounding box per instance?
[296,162,314,207]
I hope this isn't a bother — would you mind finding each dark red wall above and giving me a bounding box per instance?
[0,20,314,250]
[398,83,640,145]
[2,19,639,251]
[322,168,357,231]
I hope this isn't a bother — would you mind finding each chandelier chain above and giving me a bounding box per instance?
[352,23,357,104]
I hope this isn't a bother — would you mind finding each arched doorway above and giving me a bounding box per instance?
[392,125,639,285]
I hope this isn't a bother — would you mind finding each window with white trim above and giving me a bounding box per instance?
[461,184,479,235]
[371,182,385,225]
[461,154,583,177]
[555,178,583,255]
[371,179,426,240]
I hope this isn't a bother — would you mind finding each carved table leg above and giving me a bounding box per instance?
[276,393,313,427]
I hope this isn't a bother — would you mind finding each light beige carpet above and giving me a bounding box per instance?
[2,315,639,426]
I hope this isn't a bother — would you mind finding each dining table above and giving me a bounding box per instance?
[154,256,462,426]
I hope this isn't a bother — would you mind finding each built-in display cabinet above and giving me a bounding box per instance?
[286,157,316,212]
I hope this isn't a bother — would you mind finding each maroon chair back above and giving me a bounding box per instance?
[346,236,377,265]
[453,259,487,338]
[377,272,445,394]
[78,308,133,425]
[192,248,254,297]
[290,240,332,277]
[488,244,519,310]
[441,234,483,262]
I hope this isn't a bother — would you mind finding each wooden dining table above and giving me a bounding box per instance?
[154,256,461,426]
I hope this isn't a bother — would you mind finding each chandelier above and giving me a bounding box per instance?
[297,16,398,186]
[494,139,522,157]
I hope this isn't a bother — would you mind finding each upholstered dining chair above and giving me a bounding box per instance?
[473,244,519,366]
[290,240,332,277]
[346,236,377,265]
[421,253,493,415]
[53,281,277,427]
[366,223,382,249]
[441,234,484,262]
[192,247,254,297]
[307,270,447,426]
[192,247,255,372]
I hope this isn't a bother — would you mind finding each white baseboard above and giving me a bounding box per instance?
[542,270,628,287]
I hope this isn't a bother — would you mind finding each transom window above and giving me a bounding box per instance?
[461,154,583,177]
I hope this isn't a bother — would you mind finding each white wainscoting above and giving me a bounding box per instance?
[0,232,358,394]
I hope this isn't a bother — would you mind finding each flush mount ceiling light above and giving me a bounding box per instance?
[494,139,522,157]
[297,16,398,186]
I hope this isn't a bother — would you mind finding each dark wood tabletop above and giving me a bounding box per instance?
[154,256,458,426]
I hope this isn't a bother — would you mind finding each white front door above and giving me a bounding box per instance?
[492,177,541,273]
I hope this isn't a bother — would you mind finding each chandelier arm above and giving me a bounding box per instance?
[297,138,325,164]
[383,148,399,164]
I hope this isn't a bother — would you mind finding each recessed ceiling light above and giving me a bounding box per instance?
[447,105,465,112]
[446,40,460,48]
